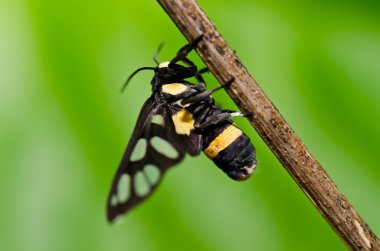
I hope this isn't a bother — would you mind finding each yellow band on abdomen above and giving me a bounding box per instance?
[204,125,242,159]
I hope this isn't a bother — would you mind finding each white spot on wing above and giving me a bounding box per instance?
[112,215,126,226]
[110,195,118,206]
[130,138,147,162]
[144,164,161,185]
[150,136,179,159]
[117,173,131,203]
[134,171,150,197]
[151,114,164,125]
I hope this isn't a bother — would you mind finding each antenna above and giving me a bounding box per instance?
[153,41,165,65]
[120,67,155,93]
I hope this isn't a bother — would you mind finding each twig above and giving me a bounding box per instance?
[157,0,380,250]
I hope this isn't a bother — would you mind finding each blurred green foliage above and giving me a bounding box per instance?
[1,0,380,250]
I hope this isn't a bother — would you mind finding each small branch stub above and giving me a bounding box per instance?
[157,0,380,250]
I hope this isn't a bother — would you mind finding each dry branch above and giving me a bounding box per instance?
[157,0,380,250]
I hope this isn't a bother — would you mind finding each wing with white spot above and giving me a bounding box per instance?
[107,97,201,223]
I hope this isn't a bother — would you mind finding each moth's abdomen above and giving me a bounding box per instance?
[202,123,257,180]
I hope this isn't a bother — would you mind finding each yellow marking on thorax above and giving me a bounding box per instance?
[158,61,170,68]
[172,109,195,135]
[204,125,242,159]
[162,83,188,95]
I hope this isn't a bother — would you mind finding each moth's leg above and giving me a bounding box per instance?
[196,111,249,130]
[171,36,208,84]
[182,61,208,89]
[173,55,208,86]
[178,55,208,74]
[194,67,209,86]
[192,105,214,128]
[176,36,203,57]
[181,77,235,105]
[170,35,203,65]
[180,56,209,85]
[192,81,207,92]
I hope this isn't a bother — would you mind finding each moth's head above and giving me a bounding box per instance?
[121,39,199,92]
[154,61,197,84]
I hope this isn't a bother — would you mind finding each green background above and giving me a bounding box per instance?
[1,0,380,250]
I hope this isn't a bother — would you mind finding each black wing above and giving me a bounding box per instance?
[107,97,201,222]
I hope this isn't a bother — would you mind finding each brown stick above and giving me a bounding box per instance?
[157,0,380,250]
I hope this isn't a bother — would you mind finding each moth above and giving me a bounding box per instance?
[107,36,257,223]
